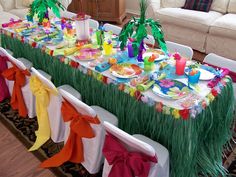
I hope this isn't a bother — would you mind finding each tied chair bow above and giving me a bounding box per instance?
[2,63,30,117]
[29,75,58,151]
[40,100,100,168]
[0,56,10,102]
[102,134,158,177]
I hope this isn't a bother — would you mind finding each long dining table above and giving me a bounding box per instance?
[1,18,235,177]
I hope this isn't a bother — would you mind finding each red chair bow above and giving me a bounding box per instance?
[2,64,30,117]
[102,133,158,177]
[0,56,10,102]
[40,100,100,168]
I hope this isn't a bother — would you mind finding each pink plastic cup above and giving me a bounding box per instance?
[176,58,186,75]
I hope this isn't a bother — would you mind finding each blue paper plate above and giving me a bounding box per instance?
[152,79,190,99]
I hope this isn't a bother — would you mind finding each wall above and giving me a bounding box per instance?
[126,0,140,14]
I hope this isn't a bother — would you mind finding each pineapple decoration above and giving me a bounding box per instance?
[28,0,65,23]
[119,0,167,57]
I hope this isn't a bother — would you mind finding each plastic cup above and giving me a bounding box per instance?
[144,56,155,72]
[176,58,186,75]
[103,41,113,55]
[188,71,201,84]
[75,15,91,41]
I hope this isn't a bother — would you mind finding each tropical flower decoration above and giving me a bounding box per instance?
[119,0,167,56]
[159,79,175,88]
[28,0,65,23]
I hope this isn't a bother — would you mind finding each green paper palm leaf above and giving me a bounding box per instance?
[119,20,135,50]
[28,0,65,23]
[119,0,167,53]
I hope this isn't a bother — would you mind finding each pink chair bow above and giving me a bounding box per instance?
[102,133,158,177]
[0,56,10,102]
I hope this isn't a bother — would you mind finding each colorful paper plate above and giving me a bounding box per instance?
[75,48,102,61]
[143,49,167,61]
[185,68,215,81]
[152,79,190,99]
[110,63,142,79]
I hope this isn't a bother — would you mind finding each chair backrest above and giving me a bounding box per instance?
[203,53,236,73]
[89,19,99,29]
[61,11,76,19]
[166,41,193,60]
[58,88,97,118]
[144,34,155,46]
[103,23,122,35]
[31,67,57,91]
[0,47,26,70]
[104,121,156,157]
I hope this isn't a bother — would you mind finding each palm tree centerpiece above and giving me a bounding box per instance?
[28,0,65,23]
[119,0,167,57]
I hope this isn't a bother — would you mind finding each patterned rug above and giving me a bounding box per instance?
[0,99,235,177]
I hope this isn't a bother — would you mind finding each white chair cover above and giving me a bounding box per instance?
[103,23,122,35]
[31,68,67,143]
[102,121,169,177]
[59,89,118,174]
[89,19,99,29]
[166,41,194,60]
[0,47,36,118]
[61,11,76,18]
[5,49,13,56]
[203,53,236,73]
[17,57,33,69]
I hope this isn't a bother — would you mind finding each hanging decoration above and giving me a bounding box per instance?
[28,0,65,23]
[119,0,167,56]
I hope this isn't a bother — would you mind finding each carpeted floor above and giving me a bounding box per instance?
[0,98,235,177]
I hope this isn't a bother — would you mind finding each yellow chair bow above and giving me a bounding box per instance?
[29,75,58,151]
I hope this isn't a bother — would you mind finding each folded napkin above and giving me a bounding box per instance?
[2,19,22,28]
[34,31,59,42]
[208,68,229,88]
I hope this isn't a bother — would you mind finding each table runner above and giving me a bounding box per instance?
[1,29,235,177]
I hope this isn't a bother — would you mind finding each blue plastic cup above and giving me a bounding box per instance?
[188,71,201,84]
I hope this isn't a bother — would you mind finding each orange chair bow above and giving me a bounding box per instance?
[2,64,30,117]
[40,100,100,168]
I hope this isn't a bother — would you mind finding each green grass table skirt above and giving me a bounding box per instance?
[1,34,235,177]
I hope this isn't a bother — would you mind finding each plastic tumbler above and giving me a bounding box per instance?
[103,40,113,55]
[144,56,155,72]
[175,58,186,75]
[75,15,90,41]
[188,70,201,84]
